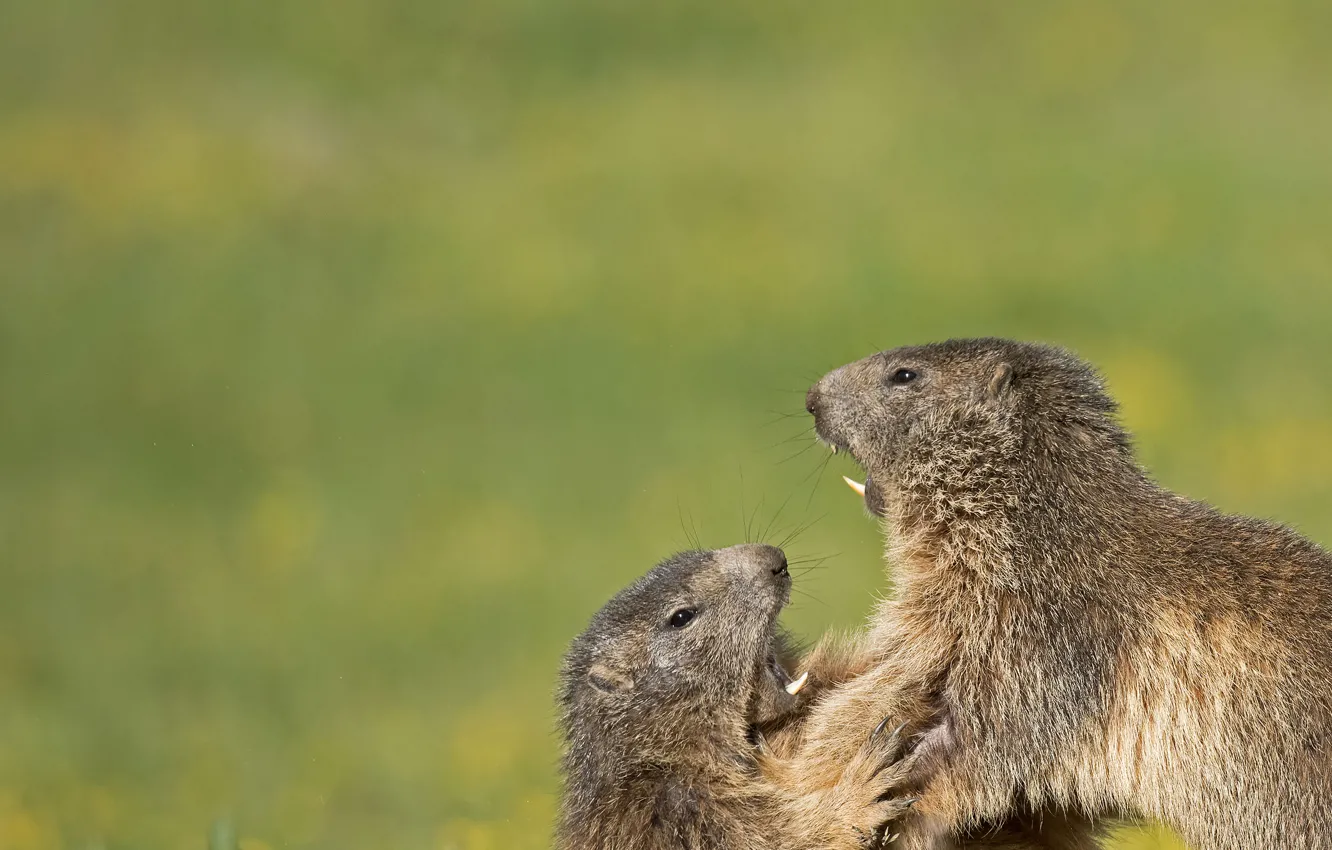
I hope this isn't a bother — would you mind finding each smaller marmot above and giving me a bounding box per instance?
[556,544,916,850]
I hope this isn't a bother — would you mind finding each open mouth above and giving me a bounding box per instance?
[818,439,886,517]
[748,649,810,729]
[768,653,809,696]
[765,586,805,696]
[842,473,884,516]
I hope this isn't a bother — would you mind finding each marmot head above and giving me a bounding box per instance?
[558,544,805,787]
[806,338,1129,516]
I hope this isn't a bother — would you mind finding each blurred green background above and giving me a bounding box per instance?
[3,0,1331,847]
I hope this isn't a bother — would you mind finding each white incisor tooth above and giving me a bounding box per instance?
[830,444,838,454]
[785,671,809,695]
[842,476,866,497]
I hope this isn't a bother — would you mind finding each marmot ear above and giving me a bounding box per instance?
[588,663,634,694]
[987,363,1015,400]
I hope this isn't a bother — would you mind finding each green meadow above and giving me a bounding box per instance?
[3,0,1331,847]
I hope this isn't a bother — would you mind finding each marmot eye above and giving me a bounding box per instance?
[668,609,696,629]
[889,368,918,385]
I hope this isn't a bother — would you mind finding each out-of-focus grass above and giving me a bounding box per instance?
[2,1,1330,847]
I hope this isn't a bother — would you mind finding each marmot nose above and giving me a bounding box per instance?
[729,543,787,579]
[805,386,821,416]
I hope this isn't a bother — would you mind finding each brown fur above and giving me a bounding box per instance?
[555,544,915,850]
[778,338,1332,849]
[761,632,1094,850]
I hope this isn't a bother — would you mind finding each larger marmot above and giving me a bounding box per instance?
[784,338,1332,848]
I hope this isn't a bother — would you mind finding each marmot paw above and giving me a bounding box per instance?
[836,716,920,846]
